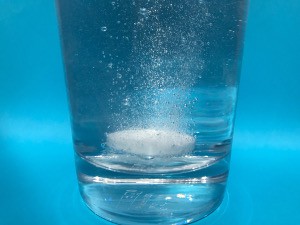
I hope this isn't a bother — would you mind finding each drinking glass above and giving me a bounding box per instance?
[56,0,248,224]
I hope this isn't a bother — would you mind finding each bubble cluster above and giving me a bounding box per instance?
[102,0,243,133]
[138,7,151,18]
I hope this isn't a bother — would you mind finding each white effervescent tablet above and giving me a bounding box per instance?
[106,129,195,156]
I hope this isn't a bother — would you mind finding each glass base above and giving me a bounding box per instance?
[78,176,226,225]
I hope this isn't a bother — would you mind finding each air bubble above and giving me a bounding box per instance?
[117,73,122,79]
[123,97,130,106]
[139,8,151,17]
[101,26,107,32]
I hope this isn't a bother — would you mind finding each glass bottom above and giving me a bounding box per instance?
[76,153,228,225]
[80,180,225,225]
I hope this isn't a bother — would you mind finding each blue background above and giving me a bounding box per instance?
[1,0,300,224]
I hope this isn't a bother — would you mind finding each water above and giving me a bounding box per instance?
[56,0,248,224]
[73,87,235,225]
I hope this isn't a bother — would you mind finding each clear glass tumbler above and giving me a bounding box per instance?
[56,0,248,224]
